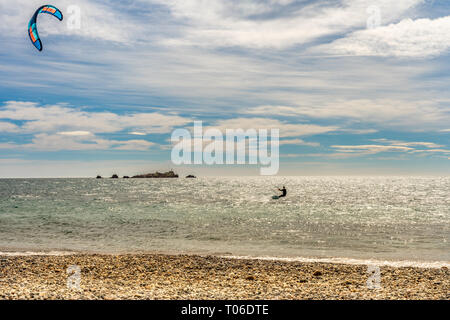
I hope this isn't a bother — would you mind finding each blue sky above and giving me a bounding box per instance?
[0,0,449,177]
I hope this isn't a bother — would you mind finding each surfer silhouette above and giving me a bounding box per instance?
[278,186,287,198]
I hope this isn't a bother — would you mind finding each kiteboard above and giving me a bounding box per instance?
[272,195,280,200]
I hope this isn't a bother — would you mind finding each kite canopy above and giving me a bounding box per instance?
[28,5,63,51]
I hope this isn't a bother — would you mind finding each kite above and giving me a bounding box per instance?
[28,5,63,51]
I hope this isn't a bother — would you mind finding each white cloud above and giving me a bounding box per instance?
[156,0,422,49]
[332,144,413,153]
[0,102,337,151]
[318,16,450,58]
[245,99,450,130]
[371,139,443,149]
[1,0,445,124]
[210,117,338,137]
[411,148,450,154]
[339,129,378,134]
[0,121,19,133]
[30,133,110,151]
[0,0,138,43]
[0,101,190,135]
[58,131,92,136]
[246,105,300,116]
[279,138,320,147]
[0,0,448,161]
[0,101,190,151]
[268,137,450,160]
[113,140,155,151]
[129,132,147,136]
[0,133,155,152]
[328,138,450,158]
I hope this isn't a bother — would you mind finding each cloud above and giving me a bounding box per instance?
[112,139,155,151]
[58,131,92,136]
[411,148,450,154]
[1,0,446,123]
[332,144,413,153]
[0,133,155,152]
[0,0,140,43]
[129,132,147,136]
[1,0,449,173]
[156,0,422,49]
[279,138,320,147]
[371,139,443,149]
[339,129,378,134]
[327,138,449,158]
[0,101,337,151]
[0,101,190,135]
[317,16,450,58]
[0,121,19,133]
[245,99,450,130]
[246,105,300,116]
[274,137,450,160]
[28,133,111,151]
[0,101,190,151]
[210,117,338,137]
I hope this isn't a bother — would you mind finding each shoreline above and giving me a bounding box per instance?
[1,249,449,269]
[0,253,448,300]
[1,248,449,269]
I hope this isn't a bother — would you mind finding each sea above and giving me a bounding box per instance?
[0,177,449,268]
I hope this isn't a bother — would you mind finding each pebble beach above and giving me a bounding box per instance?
[0,254,448,300]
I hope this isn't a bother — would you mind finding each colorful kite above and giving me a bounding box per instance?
[28,5,63,51]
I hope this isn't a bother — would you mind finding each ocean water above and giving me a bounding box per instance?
[0,177,449,266]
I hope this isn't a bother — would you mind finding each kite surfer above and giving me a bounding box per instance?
[278,186,287,198]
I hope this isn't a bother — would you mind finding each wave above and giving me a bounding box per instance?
[220,255,450,269]
[0,250,76,256]
[1,249,448,269]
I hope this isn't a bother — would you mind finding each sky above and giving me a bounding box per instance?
[0,0,449,177]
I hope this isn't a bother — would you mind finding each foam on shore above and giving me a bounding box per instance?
[0,251,76,257]
[1,250,448,269]
[221,255,450,269]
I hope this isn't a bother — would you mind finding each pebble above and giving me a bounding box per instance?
[0,254,448,300]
